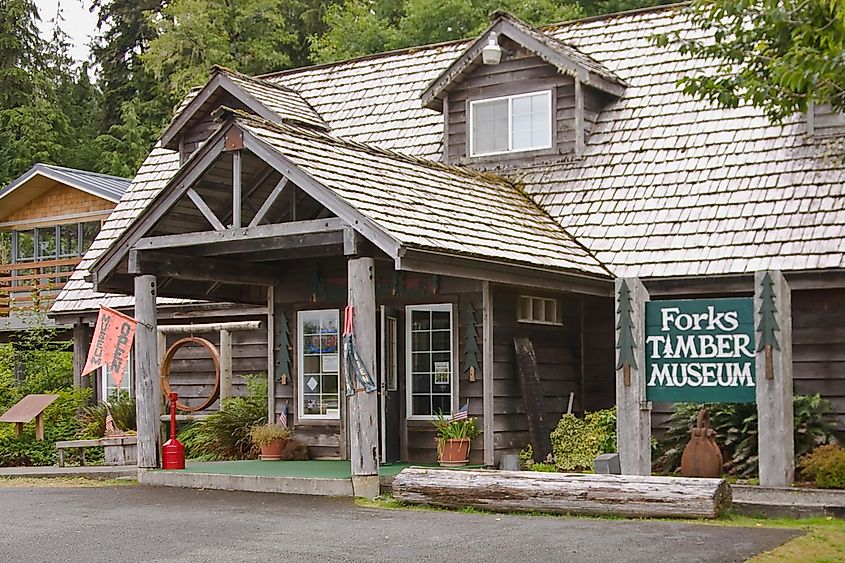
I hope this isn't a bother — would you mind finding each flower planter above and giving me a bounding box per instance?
[439,438,470,467]
[258,438,288,461]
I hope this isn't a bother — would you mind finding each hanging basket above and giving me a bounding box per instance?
[160,336,221,413]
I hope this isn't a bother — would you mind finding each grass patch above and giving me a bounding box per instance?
[0,476,138,488]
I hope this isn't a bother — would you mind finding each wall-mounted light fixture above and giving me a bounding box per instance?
[481,31,502,65]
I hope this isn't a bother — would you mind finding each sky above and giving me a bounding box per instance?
[35,0,99,62]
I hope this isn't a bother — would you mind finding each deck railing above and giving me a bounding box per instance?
[0,257,81,317]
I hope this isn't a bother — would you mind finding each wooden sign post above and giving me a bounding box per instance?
[614,278,651,475]
[754,270,794,487]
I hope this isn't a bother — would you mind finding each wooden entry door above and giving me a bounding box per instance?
[379,306,402,463]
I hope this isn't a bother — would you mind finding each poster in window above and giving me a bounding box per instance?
[321,354,339,373]
[434,361,450,384]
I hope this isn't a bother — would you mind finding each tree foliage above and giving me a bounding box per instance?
[311,0,584,63]
[659,0,845,122]
[143,0,333,99]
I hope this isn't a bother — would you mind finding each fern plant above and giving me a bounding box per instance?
[654,394,835,477]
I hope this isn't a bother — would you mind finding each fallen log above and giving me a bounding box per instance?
[392,468,731,519]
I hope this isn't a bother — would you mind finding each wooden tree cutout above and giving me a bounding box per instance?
[462,301,480,382]
[757,272,781,380]
[276,312,291,385]
[616,280,637,386]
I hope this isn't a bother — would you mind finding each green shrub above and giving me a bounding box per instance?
[81,392,137,437]
[800,444,845,489]
[177,376,268,461]
[550,408,617,471]
[518,443,535,469]
[529,462,558,472]
[654,394,835,477]
[0,435,57,467]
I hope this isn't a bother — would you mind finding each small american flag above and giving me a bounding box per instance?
[105,408,118,435]
[451,401,469,421]
[278,402,289,429]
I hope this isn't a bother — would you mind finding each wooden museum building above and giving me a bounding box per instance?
[49,9,845,483]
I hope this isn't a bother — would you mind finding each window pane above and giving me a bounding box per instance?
[81,221,101,253]
[472,99,508,155]
[408,305,453,417]
[298,310,340,419]
[512,93,550,151]
[16,230,35,261]
[432,395,451,416]
[37,227,56,260]
[60,224,79,257]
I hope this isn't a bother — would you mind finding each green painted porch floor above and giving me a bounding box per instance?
[172,460,422,479]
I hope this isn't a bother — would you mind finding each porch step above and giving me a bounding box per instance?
[139,468,354,497]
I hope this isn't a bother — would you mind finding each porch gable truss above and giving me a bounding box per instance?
[90,118,401,298]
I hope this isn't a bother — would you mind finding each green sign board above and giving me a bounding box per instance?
[645,298,756,403]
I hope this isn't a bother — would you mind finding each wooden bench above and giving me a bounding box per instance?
[55,436,138,467]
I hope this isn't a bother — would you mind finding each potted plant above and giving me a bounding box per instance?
[432,412,481,467]
[249,423,293,461]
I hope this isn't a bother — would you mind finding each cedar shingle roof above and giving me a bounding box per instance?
[51,5,845,314]
[238,115,608,276]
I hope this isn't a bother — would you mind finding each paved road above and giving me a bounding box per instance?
[0,485,796,562]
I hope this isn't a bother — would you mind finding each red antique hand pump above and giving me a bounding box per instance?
[162,392,185,469]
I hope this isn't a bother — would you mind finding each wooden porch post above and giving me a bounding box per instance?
[482,281,494,467]
[72,320,92,392]
[347,257,380,498]
[754,270,794,487]
[134,274,160,469]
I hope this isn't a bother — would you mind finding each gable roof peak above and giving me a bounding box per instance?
[160,65,329,151]
[421,11,626,112]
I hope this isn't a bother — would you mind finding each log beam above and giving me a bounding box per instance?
[131,250,279,286]
[393,468,731,519]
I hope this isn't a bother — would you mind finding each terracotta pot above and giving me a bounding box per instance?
[439,438,470,467]
[258,438,288,461]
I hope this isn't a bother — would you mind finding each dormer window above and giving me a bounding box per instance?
[469,91,552,156]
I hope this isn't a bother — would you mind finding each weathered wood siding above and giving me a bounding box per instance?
[810,103,845,138]
[2,183,113,226]
[792,288,845,438]
[161,319,267,413]
[580,294,616,412]
[491,287,582,462]
[178,92,246,161]
[444,38,609,168]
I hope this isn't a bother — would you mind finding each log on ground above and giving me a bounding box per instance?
[392,468,731,519]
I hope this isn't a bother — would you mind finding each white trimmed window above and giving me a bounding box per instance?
[298,309,341,420]
[101,361,132,400]
[406,304,454,419]
[518,295,561,325]
[469,90,553,156]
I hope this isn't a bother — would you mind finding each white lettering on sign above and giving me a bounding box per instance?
[660,306,740,332]
[646,334,754,359]
[647,363,756,388]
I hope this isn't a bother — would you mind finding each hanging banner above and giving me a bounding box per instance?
[645,298,756,403]
[82,306,138,389]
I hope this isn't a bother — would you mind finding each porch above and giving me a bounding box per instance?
[138,460,431,497]
[86,108,614,496]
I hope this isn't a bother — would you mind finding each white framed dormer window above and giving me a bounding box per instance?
[406,303,454,420]
[518,295,562,325]
[101,361,132,401]
[469,90,553,156]
[298,309,341,420]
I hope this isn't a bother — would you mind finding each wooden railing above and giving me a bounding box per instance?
[0,257,81,317]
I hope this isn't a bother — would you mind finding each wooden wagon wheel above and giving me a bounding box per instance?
[160,336,221,413]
